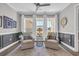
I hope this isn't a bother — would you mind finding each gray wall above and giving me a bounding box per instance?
[59,3,77,33]
[0,3,21,35]
[59,4,78,51]
[78,9,79,32]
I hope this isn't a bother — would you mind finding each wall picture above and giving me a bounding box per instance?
[3,16,17,28]
[13,21,17,28]
[61,17,68,28]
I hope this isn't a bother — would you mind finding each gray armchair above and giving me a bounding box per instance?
[20,39,34,50]
[45,39,60,50]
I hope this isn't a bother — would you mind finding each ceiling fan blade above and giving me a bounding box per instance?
[39,4,50,6]
[34,3,40,6]
[34,3,50,13]
[36,6,39,12]
[34,3,50,6]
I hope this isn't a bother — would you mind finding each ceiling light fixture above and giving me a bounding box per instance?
[34,3,50,15]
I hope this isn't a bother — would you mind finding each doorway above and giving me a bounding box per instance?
[47,16,56,39]
[24,17,33,39]
[36,16,44,41]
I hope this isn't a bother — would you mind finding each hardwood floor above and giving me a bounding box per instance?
[6,42,72,56]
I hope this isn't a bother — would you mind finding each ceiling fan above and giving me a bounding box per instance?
[34,3,50,12]
[34,3,50,7]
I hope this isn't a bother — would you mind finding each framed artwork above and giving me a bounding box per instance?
[61,17,68,28]
[3,16,17,28]
[11,20,14,28]
[7,19,12,28]
[0,16,2,27]
[3,16,8,28]
[14,21,17,28]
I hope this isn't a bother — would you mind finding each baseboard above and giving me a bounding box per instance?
[60,43,79,56]
[0,41,20,56]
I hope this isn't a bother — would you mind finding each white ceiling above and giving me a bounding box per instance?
[7,3,70,15]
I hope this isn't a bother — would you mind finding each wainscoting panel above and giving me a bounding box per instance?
[0,36,1,49]
[58,33,74,47]
[2,35,13,48]
[0,33,20,49]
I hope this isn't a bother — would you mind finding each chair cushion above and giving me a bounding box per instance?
[46,40,58,43]
[22,40,33,43]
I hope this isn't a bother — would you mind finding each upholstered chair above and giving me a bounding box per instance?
[20,39,34,50]
[45,39,60,50]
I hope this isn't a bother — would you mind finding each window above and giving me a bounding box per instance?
[36,20,44,26]
[47,20,52,28]
[47,17,56,32]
